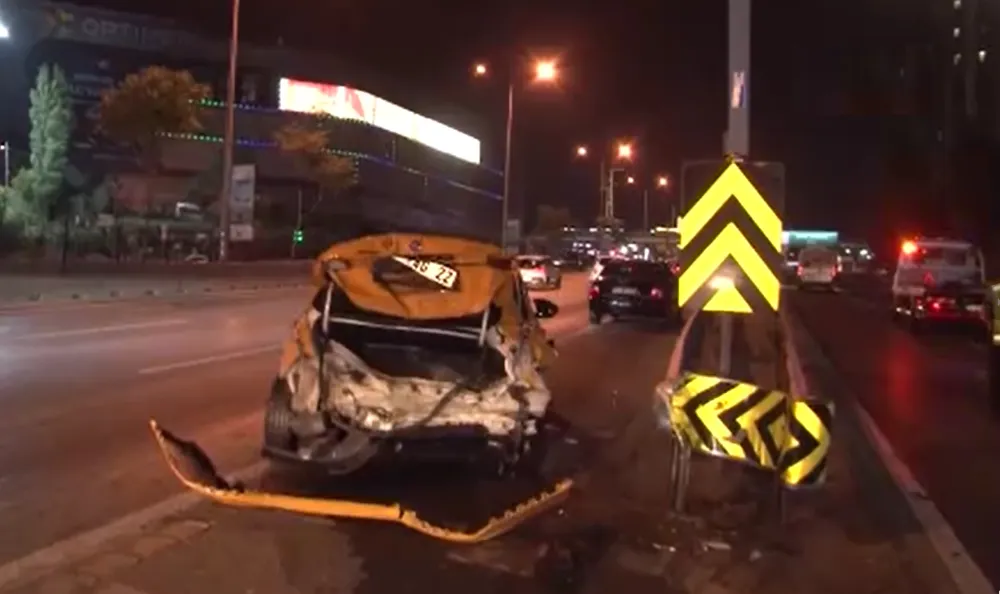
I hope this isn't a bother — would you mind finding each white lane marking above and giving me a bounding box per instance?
[138,345,278,375]
[855,405,995,594]
[18,319,188,341]
[0,462,267,590]
[784,309,994,594]
[0,304,598,588]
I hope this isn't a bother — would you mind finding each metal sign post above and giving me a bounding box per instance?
[719,0,751,375]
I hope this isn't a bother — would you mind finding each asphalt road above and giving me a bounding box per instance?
[0,274,619,567]
[789,285,1000,586]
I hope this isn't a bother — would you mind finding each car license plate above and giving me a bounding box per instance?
[392,256,458,289]
[612,287,639,295]
[966,303,982,313]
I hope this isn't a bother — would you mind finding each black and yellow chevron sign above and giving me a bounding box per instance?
[678,162,784,314]
[666,372,833,488]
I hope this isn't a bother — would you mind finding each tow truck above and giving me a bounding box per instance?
[890,237,986,333]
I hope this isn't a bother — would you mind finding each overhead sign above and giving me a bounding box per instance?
[677,161,784,313]
[277,78,482,166]
[665,372,833,488]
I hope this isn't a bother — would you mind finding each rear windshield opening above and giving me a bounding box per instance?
[909,247,974,267]
[800,251,838,266]
[602,261,670,278]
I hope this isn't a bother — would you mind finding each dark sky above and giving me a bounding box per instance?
[75,0,885,235]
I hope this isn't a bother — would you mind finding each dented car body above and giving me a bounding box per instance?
[264,233,561,474]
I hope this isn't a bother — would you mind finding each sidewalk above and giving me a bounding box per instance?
[0,316,967,594]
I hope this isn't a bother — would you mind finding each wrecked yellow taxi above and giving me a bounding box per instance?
[149,234,574,542]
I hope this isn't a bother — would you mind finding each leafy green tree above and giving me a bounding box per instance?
[10,64,73,234]
[98,66,210,171]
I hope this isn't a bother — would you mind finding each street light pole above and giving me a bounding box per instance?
[2,141,8,186]
[500,79,514,250]
[218,0,241,262]
[643,188,649,230]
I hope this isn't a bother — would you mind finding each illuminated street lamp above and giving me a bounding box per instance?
[0,21,9,39]
[535,60,558,82]
[473,57,559,249]
[626,176,635,184]
[575,145,588,157]
[617,143,633,160]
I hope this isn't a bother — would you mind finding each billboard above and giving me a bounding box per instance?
[229,164,256,241]
[277,78,481,166]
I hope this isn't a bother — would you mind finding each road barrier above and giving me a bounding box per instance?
[657,307,834,518]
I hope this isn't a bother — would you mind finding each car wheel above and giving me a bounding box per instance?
[589,310,602,325]
[554,278,562,290]
[263,380,296,451]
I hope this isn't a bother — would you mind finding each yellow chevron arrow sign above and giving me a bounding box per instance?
[662,372,833,488]
[678,162,784,314]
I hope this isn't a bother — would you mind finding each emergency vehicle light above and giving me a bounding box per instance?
[901,240,918,255]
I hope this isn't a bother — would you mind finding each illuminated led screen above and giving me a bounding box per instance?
[278,78,482,165]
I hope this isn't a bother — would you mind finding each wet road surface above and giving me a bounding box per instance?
[789,285,1000,586]
[0,277,594,566]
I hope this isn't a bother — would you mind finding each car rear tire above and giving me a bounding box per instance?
[554,278,562,290]
[264,380,297,451]
[589,310,602,325]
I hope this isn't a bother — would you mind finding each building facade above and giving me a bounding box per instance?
[0,1,503,258]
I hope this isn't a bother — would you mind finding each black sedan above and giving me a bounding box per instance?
[588,260,681,325]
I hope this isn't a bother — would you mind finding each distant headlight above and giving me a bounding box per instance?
[708,275,735,291]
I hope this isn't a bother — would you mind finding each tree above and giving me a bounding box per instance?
[275,121,356,192]
[9,64,74,234]
[274,120,357,224]
[98,66,210,171]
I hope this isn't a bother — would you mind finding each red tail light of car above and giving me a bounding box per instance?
[589,285,600,298]
[650,287,663,299]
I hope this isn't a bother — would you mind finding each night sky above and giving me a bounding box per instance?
[72,0,901,242]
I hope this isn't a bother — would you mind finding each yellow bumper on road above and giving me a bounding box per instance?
[149,420,573,543]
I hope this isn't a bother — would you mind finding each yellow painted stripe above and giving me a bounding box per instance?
[678,224,780,309]
[679,163,782,251]
[782,402,831,486]
[696,382,757,459]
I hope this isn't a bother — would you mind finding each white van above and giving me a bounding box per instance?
[796,246,840,291]
[891,238,985,330]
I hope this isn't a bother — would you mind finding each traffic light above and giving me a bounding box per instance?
[293,228,304,243]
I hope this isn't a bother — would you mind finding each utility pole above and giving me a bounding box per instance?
[291,186,302,259]
[719,0,751,376]
[642,189,649,230]
[218,0,241,262]
[500,80,514,250]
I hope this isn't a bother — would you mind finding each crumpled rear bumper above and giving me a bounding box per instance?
[149,420,574,543]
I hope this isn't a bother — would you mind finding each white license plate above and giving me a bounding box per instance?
[966,303,982,312]
[392,256,458,289]
[612,287,639,295]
